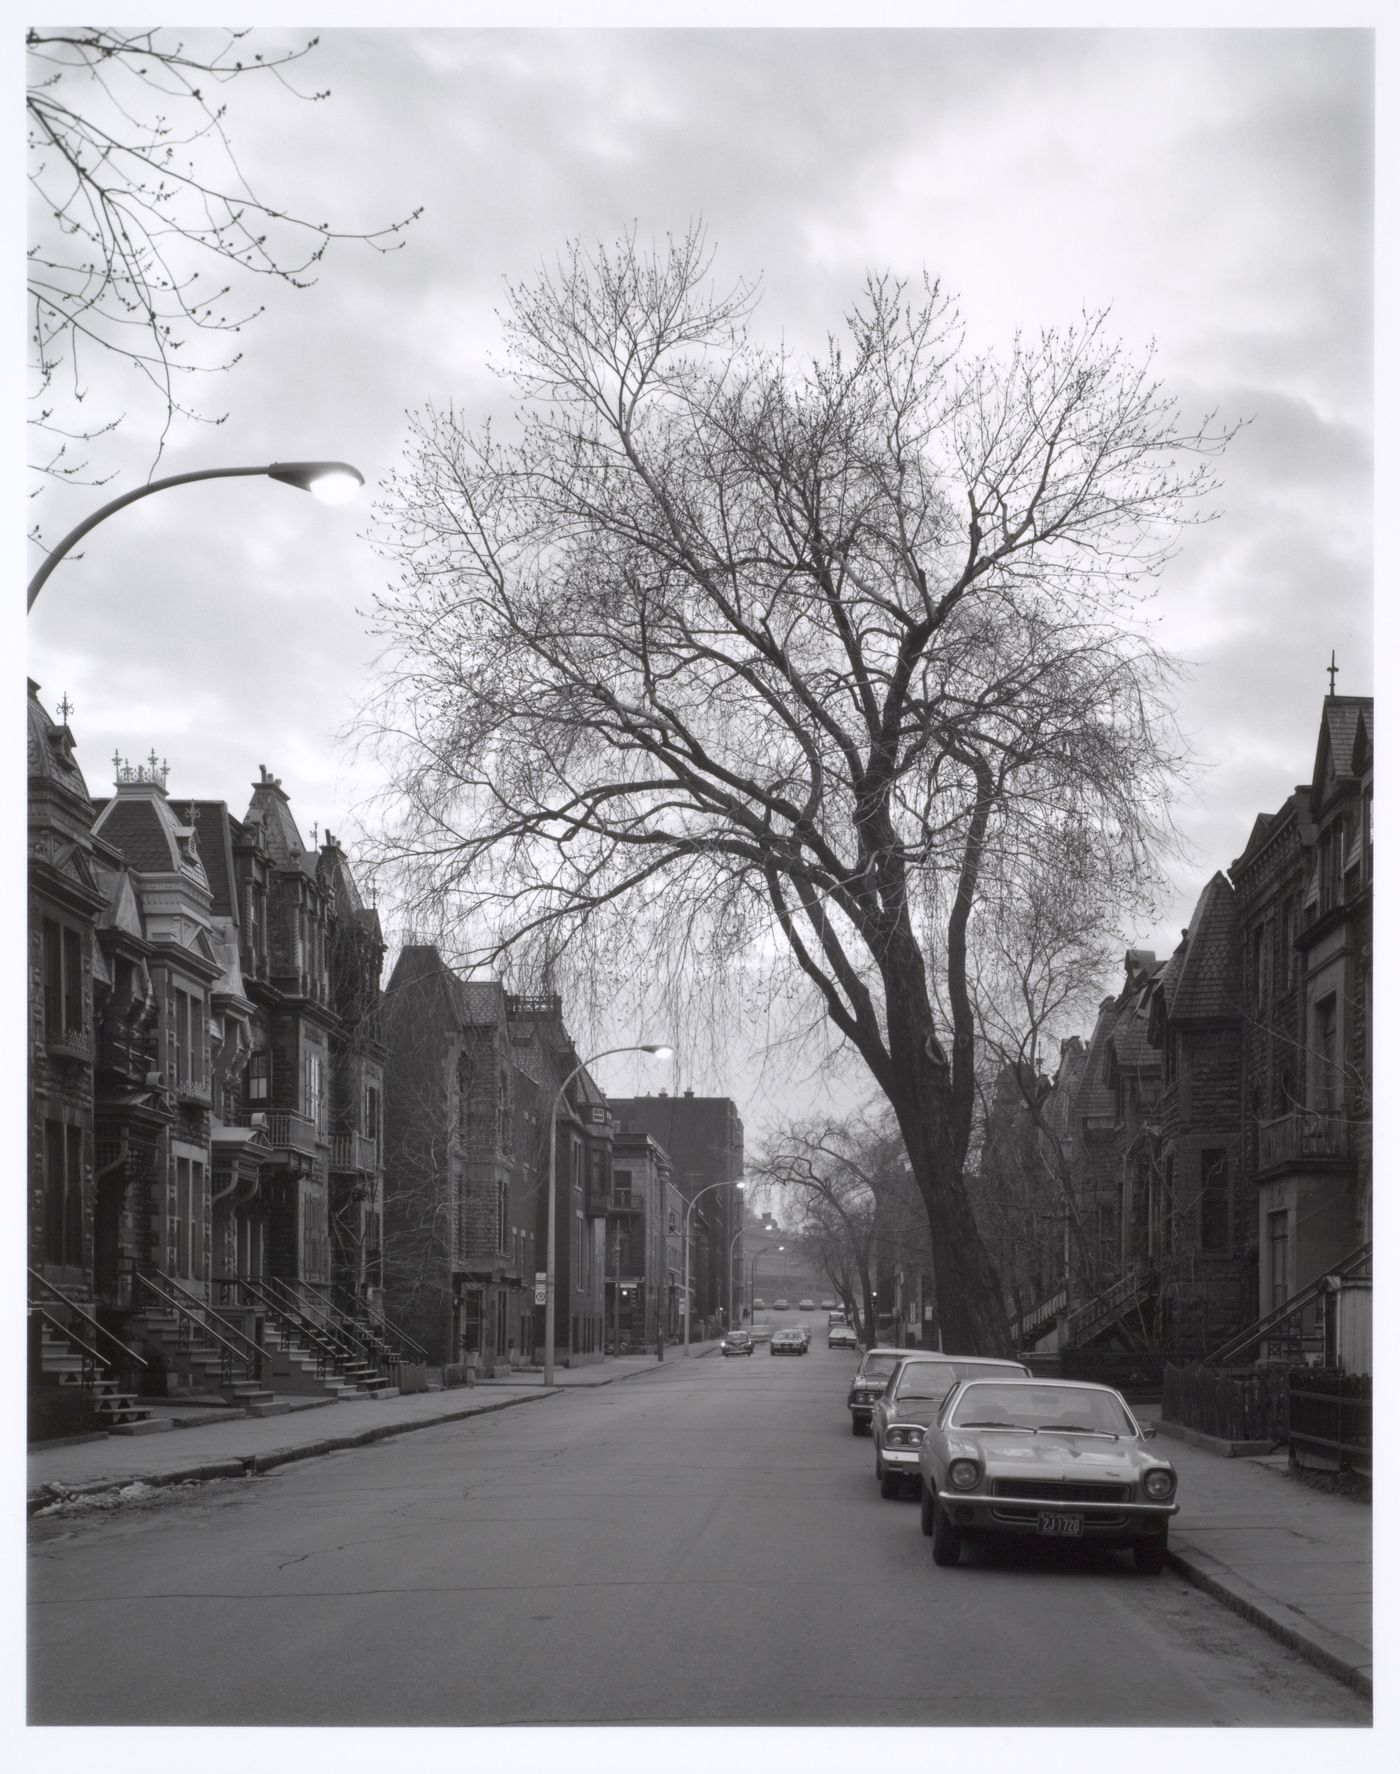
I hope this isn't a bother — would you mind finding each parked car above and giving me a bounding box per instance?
[753,1298,766,1310]
[773,1299,790,1311]
[871,1355,1031,1498]
[820,1299,838,1311]
[722,1331,755,1357]
[917,1376,1179,1573]
[828,1322,858,1350]
[770,1328,806,1355]
[846,1346,906,1435]
[798,1298,816,1311]
[794,1325,811,1350]
[827,1309,848,1326]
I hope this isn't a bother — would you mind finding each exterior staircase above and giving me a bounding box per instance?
[29,1307,166,1436]
[223,1276,398,1399]
[1060,1266,1155,1349]
[130,1271,278,1412]
[1205,1244,1372,1367]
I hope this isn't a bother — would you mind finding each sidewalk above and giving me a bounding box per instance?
[26,1341,720,1505]
[26,1354,1369,1701]
[1149,1418,1372,1699]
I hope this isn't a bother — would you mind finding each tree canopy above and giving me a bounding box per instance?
[364,227,1232,1352]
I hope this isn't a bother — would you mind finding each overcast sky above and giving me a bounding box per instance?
[24,15,1376,1133]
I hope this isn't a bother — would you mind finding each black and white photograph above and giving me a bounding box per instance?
[22,6,1381,1757]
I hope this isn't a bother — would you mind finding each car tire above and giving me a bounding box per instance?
[1134,1538,1167,1575]
[931,1503,963,1568]
[879,1469,902,1500]
[851,1415,864,1437]
[920,1483,934,1536]
[874,1449,884,1482]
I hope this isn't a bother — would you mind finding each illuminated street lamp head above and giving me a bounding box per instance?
[639,1044,674,1059]
[267,461,365,504]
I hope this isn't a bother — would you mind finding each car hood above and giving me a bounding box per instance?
[959,1432,1150,1482]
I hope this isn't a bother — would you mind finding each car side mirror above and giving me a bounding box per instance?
[1142,1426,1157,1440]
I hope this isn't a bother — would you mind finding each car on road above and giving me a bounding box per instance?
[794,1325,811,1350]
[846,1346,905,1435]
[770,1328,807,1355]
[871,1355,1031,1498]
[798,1298,816,1311]
[773,1298,790,1311]
[828,1323,858,1350]
[820,1299,838,1311]
[917,1376,1179,1573]
[753,1298,766,1310]
[721,1331,755,1357]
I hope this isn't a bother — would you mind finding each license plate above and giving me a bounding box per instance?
[1037,1512,1084,1538]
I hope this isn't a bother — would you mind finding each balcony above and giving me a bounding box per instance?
[330,1132,379,1174]
[233,1109,321,1159]
[606,1191,645,1214]
[1258,1112,1358,1172]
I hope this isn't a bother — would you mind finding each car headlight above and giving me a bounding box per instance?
[1143,1467,1176,1501]
[948,1458,981,1491]
[888,1426,924,1447]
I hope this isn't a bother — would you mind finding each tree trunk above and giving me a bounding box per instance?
[880,934,1013,1359]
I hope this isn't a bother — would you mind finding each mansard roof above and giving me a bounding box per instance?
[1164,871,1240,1023]
[454,978,507,1026]
[1310,695,1372,818]
[184,802,239,919]
[95,794,197,877]
[243,766,308,866]
[27,681,92,811]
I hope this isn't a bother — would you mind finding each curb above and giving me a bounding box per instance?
[1165,1542,1372,1700]
[28,1388,558,1513]
[1152,1418,1278,1460]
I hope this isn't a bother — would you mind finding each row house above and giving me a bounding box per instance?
[379,950,615,1374]
[29,682,389,1430]
[608,1092,745,1332]
[606,1130,681,1346]
[1013,692,1372,1374]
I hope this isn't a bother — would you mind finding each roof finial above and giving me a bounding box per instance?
[57,693,73,723]
[1327,649,1339,696]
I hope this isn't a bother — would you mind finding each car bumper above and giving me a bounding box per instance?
[880,1445,922,1469]
[935,1490,1178,1541]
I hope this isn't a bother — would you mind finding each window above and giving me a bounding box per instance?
[1268,1209,1290,1312]
[42,919,84,1039]
[613,1166,634,1205]
[365,1084,380,1144]
[42,1119,84,1267]
[304,1051,325,1131]
[174,1155,205,1279]
[1200,1150,1229,1252]
[497,1179,508,1254]
[173,987,205,1087]
[1312,995,1338,1113]
[246,1049,270,1103]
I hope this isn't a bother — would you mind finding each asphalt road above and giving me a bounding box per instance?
[28,1334,1370,1727]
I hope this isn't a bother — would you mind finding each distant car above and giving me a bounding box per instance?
[820,1299,838,1311]
[721,1331,755,1357]
[871,1355,1031,1498]
[794,1325,811,1350]
[770,1328,806,1355]
[828,1322,858,1350]
[753,1298,766,1310]
[918,1377,1179,1573]
[846,1346,905,1435]
[773,1299,790,1311]
[798,1298,816,1311]
[827,1310,848,1327]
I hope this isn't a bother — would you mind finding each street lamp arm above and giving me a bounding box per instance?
[26,459,365,610]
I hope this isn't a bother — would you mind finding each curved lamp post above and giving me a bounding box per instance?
[729,1217,774,1322]
[27,459,365,610]
[682,1177,744,1355]
[544,1043,672,1387]
[748,1243,782,1323]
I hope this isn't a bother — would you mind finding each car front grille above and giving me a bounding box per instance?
[990,1479,1132,1503]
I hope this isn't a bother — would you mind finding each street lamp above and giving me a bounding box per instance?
[27,459,366,609]
[748,1244,783,1323]
[729,1217,775,1322]
[543,1043,672,1387]
[681,1177,744,1355]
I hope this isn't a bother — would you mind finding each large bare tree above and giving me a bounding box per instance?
[363,228,1231,1355]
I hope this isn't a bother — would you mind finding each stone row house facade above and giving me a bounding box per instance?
[29,684,387,1432]
[986,694,1372,1372]
[378,948,739,1371]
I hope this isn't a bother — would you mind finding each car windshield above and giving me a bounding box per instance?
[859,1355,900,1381]
[895,1359,1022,1402]
[949,1383,1135,1436]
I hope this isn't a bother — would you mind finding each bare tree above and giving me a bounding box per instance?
[27,27,419,498]
[363,228,1232,1355]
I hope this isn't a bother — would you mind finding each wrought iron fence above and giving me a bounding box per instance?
[1160,1362,1289,1443]
[1288,1367,1371,1475]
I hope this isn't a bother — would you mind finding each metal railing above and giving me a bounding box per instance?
[134,1270,263,1389]
[1062,1267,1149,1348]
[1205,1244,1372,1366]
[216,1275,340,1382]
[330,1131,379,1173]
[329,1283,429,1364]
[30,1305,107,1390]
[258,1277,384,1381]
[1009,1285,1067,1345]
[606,1191,645,1212]
[27,1268,147,1374]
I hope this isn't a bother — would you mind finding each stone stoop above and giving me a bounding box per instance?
[37,1323,163,1434]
